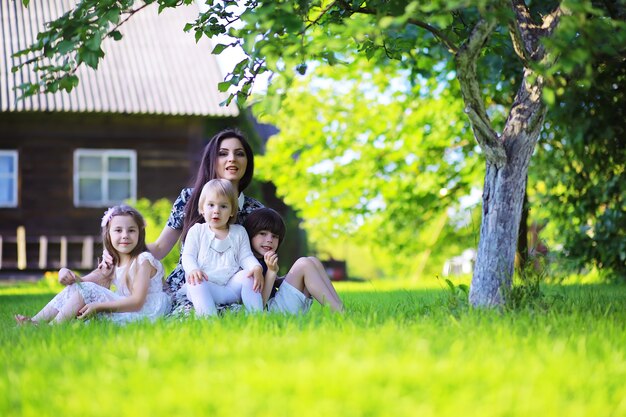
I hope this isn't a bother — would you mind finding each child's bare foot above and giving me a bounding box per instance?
[14,314,37,326]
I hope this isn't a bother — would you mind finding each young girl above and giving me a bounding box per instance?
[181,179,264,316]
[14,205,171,325]
[243,207,344,313]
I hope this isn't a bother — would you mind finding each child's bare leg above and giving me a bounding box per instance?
[15,305,58,325]
[52,291,86,323]
[307,257,343,309]
[31,304,60,323]
[285,258,344,312]
[15,285,80,325]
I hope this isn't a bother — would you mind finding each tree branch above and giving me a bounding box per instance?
[507,0,533,64]
[305,0,340,31]
[509,0,566,64]
[455,15,506,166]
[510,0,538,57]
[542,4,567,35]
[106,4,150,40]
[347,3,459,53]
[406,18,458,53]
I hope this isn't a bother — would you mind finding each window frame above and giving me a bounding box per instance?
[0,150,19,208]
[73,149,137,207]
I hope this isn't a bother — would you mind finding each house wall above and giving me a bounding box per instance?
[0,112,238,269]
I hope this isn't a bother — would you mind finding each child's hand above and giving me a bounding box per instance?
[187,269,208,286]
[78,303,100,319]
[251,267,264,293]
[98,250,114,275]
[264,251,279,273]
[58,268,77,286]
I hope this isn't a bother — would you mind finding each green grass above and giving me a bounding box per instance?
[2,279,626,417]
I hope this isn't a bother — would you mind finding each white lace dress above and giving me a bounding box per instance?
[49,252,171,324]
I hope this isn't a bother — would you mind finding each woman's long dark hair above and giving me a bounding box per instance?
[181,128,254,242]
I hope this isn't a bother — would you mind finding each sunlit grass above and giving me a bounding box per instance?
[2,279,626,417]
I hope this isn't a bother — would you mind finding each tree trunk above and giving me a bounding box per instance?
[469,68,546,307]
[469,159,529,306]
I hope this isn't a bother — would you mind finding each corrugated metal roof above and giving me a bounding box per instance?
[0,0,239,117]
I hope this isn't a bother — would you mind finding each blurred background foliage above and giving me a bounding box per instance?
[253,56,485,280]
[531,47,626,280]
[243,2,625,281]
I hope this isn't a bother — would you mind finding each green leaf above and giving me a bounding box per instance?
[80,49,99,69]
[103,8,120,24]
[84,35,102,52]
[110,30,123,41]
[219,94,234,107]
[542,88,555,106]
[212,43,229,55]
[217,81,231,92]
[56,40,75,55]
[232,58,249,75]
[59,74,79,92]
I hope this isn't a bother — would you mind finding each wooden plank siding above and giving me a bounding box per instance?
[0,112,237,252]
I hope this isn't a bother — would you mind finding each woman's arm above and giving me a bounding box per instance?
[181,224,201,273]
[79,260,155,316]
[147,226,181,260]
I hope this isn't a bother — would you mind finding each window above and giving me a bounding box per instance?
[0,151,18,208]
[74,149,137,207]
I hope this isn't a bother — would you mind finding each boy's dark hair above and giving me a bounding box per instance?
[243,208,286,248]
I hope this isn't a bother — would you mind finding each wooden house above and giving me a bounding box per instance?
[0,0,266,274]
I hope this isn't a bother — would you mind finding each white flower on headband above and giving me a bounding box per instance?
[101,207,115,228]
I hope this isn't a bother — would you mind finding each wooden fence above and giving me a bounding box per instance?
[0,226,101,273]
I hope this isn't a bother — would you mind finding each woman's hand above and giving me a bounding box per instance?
[264,251,279,273]
[78,303,101,319]
[58,268,77,286]
[187,269,208,286]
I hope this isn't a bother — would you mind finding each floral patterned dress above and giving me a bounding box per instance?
[164,187,264,316]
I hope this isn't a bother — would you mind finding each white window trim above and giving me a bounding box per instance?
[73,149,137,207]
[0,150,18,208]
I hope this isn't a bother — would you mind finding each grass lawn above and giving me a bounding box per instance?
[1,278,625,417]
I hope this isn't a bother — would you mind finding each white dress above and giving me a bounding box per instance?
[181,223,260,285]
[49,252,171,324]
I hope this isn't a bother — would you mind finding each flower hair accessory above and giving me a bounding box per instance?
[101,207,115,228]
